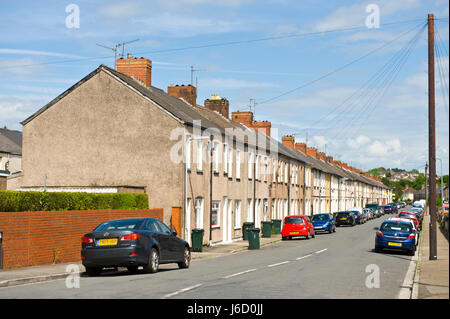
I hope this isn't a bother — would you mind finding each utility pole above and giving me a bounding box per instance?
[427,13,437,260]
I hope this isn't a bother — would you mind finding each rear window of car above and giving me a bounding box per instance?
[95,219,142,231]
[284,217,304,224]
[336,212,350,217]
[381,222,412,233]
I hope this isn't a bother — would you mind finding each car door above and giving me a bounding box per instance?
[146,219,170,262]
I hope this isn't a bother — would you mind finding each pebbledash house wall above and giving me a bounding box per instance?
[20,71,184,227]
[0,208,163,269]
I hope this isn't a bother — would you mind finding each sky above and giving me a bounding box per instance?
[0,0,449,174]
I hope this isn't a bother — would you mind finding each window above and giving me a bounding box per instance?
[211,200,220,227]
[284,163,288,183]
[213,141,219,173]
[196,140,203,171]
[248,152,254,179]
[228,146,233,178]
[247,199,253,222]
[236,150,241,179]
[234,200,241,229]
[223,144,228,174]
[155,220,171,234]
[255,155,260,180]
[194,197,204,229]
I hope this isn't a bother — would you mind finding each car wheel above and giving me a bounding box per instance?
[85,267,102,277]
[305,233,310,240]
[178,246,191,269]
[312,231,315,238]
[408,249,415,256]
[143,248,159,273]
[375,247,383,253]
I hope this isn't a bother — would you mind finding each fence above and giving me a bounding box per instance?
[0,208,163,269]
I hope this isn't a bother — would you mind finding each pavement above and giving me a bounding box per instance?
[415,213,449,299]
[0,234,282,289]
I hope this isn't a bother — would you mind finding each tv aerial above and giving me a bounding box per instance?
[96,39,139,69]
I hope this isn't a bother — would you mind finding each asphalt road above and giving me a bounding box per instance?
[0,212,413,299]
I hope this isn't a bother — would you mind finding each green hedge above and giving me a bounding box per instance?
[0,190,149,212]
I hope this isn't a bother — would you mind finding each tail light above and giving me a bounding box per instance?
[120,233,141,241]
[376,231,384,237]
[82,236,94,244]
[407,234,415,239]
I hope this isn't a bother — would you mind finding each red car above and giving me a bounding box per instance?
[397,212,421,230]
[281,215,315,240]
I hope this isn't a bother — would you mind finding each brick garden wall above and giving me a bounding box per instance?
[0,208,163,269]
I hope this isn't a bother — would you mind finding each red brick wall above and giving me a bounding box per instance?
[0,209,163,269]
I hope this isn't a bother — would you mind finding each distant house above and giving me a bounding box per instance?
[402,185,415,202]
[0,127,22,189]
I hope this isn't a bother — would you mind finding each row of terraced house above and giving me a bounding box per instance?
[7,55,392,246]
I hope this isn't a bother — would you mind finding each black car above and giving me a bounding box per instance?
[81,218,191,276]
[383,204,397,215]
[335,211,356,227]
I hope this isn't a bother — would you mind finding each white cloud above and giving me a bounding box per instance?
[0,48,81,59]
[367,138,402,156]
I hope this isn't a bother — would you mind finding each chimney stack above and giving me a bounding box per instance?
[306,147,317,158]
[205,94,229,118]
[281,135,295,150]
[116,55,152,88]
[295,143,307,154]
[168,84,197,106]
[317,152,326,161]
[252,121,271,137]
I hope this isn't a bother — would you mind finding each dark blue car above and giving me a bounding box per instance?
[311,213,336,234]
[349,210,363,224]
[374,219,416,256]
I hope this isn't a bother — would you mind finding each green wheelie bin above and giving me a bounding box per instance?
[247,228,260,250]
[242,222,255,240]
[272,219,282,234]
[261,221,272,238]
[191,228,204,252]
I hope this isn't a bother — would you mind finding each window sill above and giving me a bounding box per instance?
[196,170,203,174]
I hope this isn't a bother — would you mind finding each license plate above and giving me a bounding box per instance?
[98,238,118,246]
[388,242,402,247]
[289,231,299,235]
[340,218,347,220]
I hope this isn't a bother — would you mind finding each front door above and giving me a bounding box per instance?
[171,207,182,237]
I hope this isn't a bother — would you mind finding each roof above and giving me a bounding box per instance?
[0,128,22,155]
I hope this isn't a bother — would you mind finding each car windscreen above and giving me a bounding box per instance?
[350,211,360,215]
[381,222,412,233]
[312,214,329,221]
[284,217,304,224]
[94,219,142,231]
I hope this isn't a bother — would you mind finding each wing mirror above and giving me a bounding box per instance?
[373,227,379,231]
[172,227,178,236]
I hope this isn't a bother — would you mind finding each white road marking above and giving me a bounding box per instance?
[162,283,202,299]
[315,248,328,254]
[223,269,257,279]
[268,261,290,268]
[296,254,312,260]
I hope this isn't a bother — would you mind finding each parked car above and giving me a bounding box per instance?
[335,211,356,227]
[398,201,406,208]
[374,219,417,256]
[81,218,191,276]
[412,201,424,209]
[311,213,336,234]
[383,204,396,215]
[387,203,399,214]
[281,215,315,240]
[363,208,373,220]
[410,207,424,224]
[397,211,421,230]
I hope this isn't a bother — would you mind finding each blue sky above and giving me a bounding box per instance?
[0,0,448,173]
